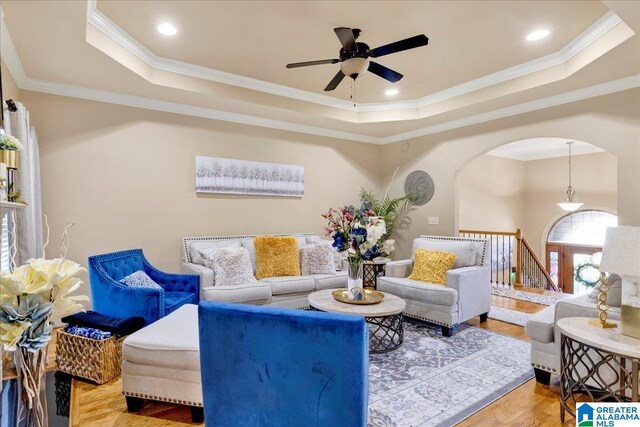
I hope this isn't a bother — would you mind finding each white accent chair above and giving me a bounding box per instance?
[524,276,621,384]
[378,236,491,336]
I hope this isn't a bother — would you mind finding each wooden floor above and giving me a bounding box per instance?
[27,290,576,426]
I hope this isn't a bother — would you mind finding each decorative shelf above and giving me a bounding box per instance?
[0,201,27,210]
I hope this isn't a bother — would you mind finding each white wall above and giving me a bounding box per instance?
[381,89,640,259]
[21,91,383,305]
[457,151,618,258]
[457,155,525,232]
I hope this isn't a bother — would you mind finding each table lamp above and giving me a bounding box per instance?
[588,251,617,328]
[599,226,640,339]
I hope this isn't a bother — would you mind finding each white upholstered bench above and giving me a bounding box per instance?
[121,304,204,422]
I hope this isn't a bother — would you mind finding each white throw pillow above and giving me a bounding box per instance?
[306,237,342,271]
[120,270,163,290]
[300,244,337,276]
[411,239,476,269]
[189,240,240,265]
[201,247,257,286]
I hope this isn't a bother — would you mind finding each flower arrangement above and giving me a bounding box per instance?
[0,133,23,151]
[0,215,87,426]
[322,205,392,263]
[0,258,88,352]
[322,187,414,264]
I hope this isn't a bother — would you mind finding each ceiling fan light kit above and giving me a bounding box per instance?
[340,58,369,79]
[286,27,429,94]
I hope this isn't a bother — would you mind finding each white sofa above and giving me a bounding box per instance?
[377,235,491,336]
[181,233,347,308]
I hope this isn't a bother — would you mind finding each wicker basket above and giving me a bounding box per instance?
[55,330,125,384]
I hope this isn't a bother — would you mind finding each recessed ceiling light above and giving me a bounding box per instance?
[385,89,399,96]
[157,23,177,36]
[526,29,550,41]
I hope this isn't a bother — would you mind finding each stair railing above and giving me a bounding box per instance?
[458,229,559,292]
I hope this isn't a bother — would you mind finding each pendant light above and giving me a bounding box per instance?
[557,141,584,212]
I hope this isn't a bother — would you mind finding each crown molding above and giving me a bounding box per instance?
[2,5,638,145]
[86,0,625,115]
[0,7,26,84]
[86,1,356,112]
[23,78,382,144]
[11,74,639,147]
[379,74,640,144]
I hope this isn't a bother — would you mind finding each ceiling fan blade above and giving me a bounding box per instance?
[286,59,340,68]
[368,61,403,83]
[334,27,357,51]
[369,34,429,58]
[324,70,345,91]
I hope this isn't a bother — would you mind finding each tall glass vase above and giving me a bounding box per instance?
[14,346,48,427]
[347,260,364,293]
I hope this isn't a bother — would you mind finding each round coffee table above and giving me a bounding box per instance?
[307,289,406,354]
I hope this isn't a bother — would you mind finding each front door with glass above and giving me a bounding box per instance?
[545,210,617,295]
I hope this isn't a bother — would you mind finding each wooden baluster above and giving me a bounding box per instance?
[515,229,522,286]
[501,235,505,286]
[508,235,512,287]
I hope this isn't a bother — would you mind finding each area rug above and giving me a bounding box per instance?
[491,286,569,306]
[368,321,533,427]
[488,306,530,326]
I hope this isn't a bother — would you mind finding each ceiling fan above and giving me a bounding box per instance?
[286,27,429,91]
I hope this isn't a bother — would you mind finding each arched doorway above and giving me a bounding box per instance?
[546,210,617,294]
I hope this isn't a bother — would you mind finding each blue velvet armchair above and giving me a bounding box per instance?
[88,249,199,325]
[198,301,369,427]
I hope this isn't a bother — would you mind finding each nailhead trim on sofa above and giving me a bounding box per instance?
[182,233,316,263]
[531,363,557,373]
[419,235,489,266]
[404,312,452,327]
[122,391,203,407]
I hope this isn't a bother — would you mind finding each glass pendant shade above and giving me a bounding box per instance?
[557,186,583,211]
[340,58,369,78]
[557,202,584,212]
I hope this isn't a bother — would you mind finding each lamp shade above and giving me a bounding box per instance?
[599,226,640,277]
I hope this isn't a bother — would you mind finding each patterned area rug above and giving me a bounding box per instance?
[491,286,569,306]
[488,306,530,327]
[368,321,533,427]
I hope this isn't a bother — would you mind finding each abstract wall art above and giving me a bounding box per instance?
[195,156,304,197]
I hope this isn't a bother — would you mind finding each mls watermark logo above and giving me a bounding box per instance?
[577,403,640,427]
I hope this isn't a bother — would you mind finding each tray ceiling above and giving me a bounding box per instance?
[1,0,638,144]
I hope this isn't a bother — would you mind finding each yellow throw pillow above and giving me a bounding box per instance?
[254,236,301,280]
[408,249,457,285]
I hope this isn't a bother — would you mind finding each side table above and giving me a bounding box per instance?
[363,259,389,289]
[558,317,640,422]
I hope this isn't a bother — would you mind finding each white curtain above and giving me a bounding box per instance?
[3,101,43,263]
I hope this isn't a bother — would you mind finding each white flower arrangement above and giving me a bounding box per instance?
[0,216,87,352]
[0,134,24,151]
